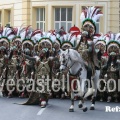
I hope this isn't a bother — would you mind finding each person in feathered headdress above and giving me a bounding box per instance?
[19,26,40,98]
[0,25,17,97]
[102,40,120,102]
[9,25,26,77]
[78,6,103,55]
[93,35,108,101]
[79,6,103,100]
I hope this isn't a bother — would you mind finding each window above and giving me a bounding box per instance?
[96,19,100,34]
[36,8,45,31]
[54,7,72,32]
[8,10,11,26]
[0,11,1,27]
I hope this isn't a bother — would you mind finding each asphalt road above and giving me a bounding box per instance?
[0,97,119,120]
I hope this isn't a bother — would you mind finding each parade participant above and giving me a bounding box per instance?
[77,6,103,110]
[18,26,35,98]
[49,33,66,99]
[22,41,35,78]
[0,26,16,97]
[0,45,8,97]
[38,37,54,107]
[9,26,24,85]
[18,32,54,107]
[94,37,107,101]
[102,40,120,102]
[13,28,50,105]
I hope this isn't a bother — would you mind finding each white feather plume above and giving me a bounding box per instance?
[80,6,103,23]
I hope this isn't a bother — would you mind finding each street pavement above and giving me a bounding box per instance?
[0,97,119,120]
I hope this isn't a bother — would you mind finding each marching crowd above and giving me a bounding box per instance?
[0,6,119,109]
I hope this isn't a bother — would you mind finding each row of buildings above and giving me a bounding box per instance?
[0,0,120,34]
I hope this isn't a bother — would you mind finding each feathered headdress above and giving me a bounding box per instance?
[0,26,16,49]
[21,25,35,51]
[12,24,26,43]
[38,37,53,50]
[94,35,106,52]
[115,33,120,43]
[80,6,103,36]
[107,40,119,55]
[67,25,81,49]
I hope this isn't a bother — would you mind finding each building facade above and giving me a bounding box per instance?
[0,0,119,34]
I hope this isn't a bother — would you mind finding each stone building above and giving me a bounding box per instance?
[0,0,119,33]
